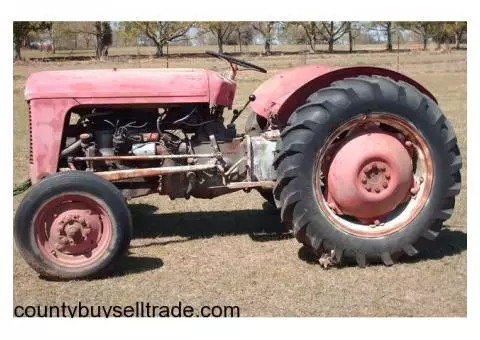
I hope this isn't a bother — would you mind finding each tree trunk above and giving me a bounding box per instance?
[264,39,271,55]
[455,33,460,49]
[95,22,103,59]
[386,23,393,51]
[14,39,22,61]
[217,36,223,54]
[310,23,316,53]
[237,29,242,53]
[348,30,353,53]
[154,44,164,57]
[328,38,334,52]
[423,37,427,50]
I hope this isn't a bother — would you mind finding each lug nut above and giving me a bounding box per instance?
[365,185,372,192]
[374,219,380,226]
[385,172,390,180]
[361,178,367,184]
[382,181,388,188]
[411,187,419,195]
[379,164,386,171]
[405,141,413,147]
[419,177,424,184]
[375,187,381,193]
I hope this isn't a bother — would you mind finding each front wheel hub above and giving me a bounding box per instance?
[326,130,413,221]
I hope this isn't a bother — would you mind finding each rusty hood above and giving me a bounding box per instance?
[24,68,236,107]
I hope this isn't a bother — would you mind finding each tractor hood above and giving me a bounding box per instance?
[25,68,236,108]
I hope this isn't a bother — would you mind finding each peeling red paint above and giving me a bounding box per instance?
[250,65,437,123]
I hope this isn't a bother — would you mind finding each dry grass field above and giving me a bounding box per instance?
[13,48,467,316]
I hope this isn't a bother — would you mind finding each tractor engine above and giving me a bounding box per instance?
[60,104,278,200]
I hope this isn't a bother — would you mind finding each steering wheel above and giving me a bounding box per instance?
[206,50,267,73]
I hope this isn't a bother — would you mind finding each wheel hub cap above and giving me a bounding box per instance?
[326,130,413,221]
[45,203,103,258]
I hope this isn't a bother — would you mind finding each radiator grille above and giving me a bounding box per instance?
[28,102,33,164]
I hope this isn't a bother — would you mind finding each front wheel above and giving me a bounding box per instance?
[273,76,462,266]
[14,171,133,279]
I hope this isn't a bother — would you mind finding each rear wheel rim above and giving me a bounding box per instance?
[313,113,434,238]
[33,193,113,268]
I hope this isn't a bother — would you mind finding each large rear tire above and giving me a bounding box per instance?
[14,171,133,279]
[273,76,462,266]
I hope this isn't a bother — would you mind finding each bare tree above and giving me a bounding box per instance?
[298,22,320,52]
[234,23,254,53]
[13,21,51,60]
[199,22,239,53]
[448,22,467,49]
[67,21,112,59]
[251,21,276,55]
[319,21,347,52]
[345,22,362,53]
[120,22,193,57]
[371,22,394,51]
[398,22,437,50]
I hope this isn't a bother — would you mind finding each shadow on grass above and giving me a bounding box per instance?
[111,255,163,278]
[128,202,289,249]
[39,256,163,282]
[297,226,467,267]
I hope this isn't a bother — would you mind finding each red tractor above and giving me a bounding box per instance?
[15,51,462,279]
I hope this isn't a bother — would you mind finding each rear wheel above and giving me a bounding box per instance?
[14,171,133,279]
[273,76,462,266]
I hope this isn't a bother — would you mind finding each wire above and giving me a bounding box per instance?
[172,108,197,124]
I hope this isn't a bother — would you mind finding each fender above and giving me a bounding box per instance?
[250,64,437,124]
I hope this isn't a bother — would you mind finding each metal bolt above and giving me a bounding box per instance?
[410,187,419,195]
[385,172,390,180]
[405,141,413,147]
[365,185,372,192]
[379,164,386,171]
[361,178,367,184]
[375,187,381,193]
[371,162,377,169]
[363,166,370,174]
[374,219,380,226]
[51,250,57,256]
[382,181,388,188]
[419,177,424,184]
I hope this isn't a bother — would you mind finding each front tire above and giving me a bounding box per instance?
[273,76,462,266]
[14,171,133,279]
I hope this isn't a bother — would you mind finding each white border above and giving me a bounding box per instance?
[2,1,475,339]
